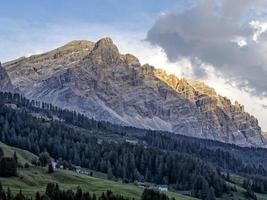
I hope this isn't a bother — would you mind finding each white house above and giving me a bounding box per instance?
[158,185,168,191]
[52,161,57,170]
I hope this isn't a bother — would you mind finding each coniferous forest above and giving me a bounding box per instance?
[1,92,267,199]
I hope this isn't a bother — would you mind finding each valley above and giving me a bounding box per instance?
[1,92,267,199]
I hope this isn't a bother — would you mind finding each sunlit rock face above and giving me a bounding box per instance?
[3,38,267,147]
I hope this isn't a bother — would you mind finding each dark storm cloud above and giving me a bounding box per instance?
[147,0,267,97]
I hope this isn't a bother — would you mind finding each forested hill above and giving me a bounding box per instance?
[1,91,267,170]
[1,91,267,199]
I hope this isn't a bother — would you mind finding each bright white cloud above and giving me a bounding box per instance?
[250,20,267,42]
[231,37,247,47]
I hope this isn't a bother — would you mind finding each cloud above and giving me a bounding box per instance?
[217,0,267,18]
[250,20,267,41]
[146,0,267,97]
[231,37,247,47]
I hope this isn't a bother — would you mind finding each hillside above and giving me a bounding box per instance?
[0,96,238,199]
[1,93,267,199]
[0,168,196,200]
[2,168,267,200]
[2,38,266,147]
[0,141,195,200]
[0,142,38,165]
[219,174,267,200]
[0,62,14,92]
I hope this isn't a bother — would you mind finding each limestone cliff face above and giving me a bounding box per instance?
[3,38,266,147]
[0,62,14,92]
[153,69,264,146]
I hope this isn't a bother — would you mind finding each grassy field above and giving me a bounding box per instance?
[0,142,266,200]
[2,142,266,200]
[0,142,38,165]
[0,168,196,200]
[217,174,267,200]
[0,142,195,199]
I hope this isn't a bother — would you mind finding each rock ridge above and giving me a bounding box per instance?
[3,38,266,147]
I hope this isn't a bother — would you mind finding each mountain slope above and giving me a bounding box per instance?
[3,38,266,147]
[0,142,38,165]
[0,62,14,92]
[0,168,196,200]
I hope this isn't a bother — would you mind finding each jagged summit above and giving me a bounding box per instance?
[2,38,266,147]
[93,37,116,49]
[89,37,120,65]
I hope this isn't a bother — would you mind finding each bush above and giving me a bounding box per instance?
[24,163,30,168]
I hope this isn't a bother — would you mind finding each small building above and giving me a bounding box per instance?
[52,161,57,170]
[135,181,146,188]
[135,182,169,192]
[158,185,168,191]
[136,182,153,189]
[74,165,81,173]
[80,169,90,175]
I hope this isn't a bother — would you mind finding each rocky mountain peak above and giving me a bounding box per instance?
[94,37,115,48]
[89,37,120,65]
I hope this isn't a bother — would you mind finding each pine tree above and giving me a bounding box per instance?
[226,171,230,181]
[207,187,216,200]
[39,152,51,167]
[107,167,113,180]
[35,192,41,200]
[0,182,3,193]
[7,187,12,200]
[48,163,54,173]
[13,152,18,164]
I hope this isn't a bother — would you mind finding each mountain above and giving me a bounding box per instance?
[2,38,266,147]
[0,62,14,92]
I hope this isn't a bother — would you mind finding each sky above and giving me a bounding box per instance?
[1,0,267,130]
